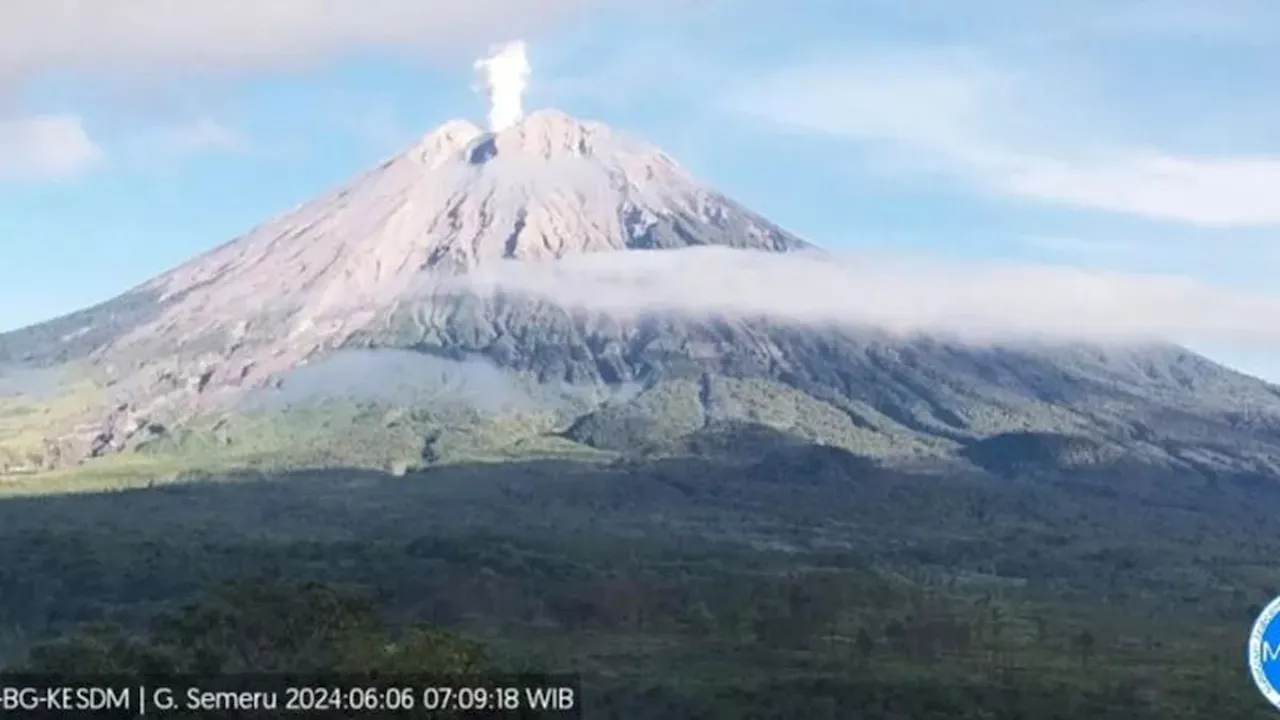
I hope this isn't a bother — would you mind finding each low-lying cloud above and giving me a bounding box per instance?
[0,364,71,401]
[420,247,1280,352]
[244,348,640,414]
[250,349,542,412]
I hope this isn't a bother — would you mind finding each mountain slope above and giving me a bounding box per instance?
[3,109,1280,480]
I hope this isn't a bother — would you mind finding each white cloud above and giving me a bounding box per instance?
[732,51,1280,227]
[390,247,1280,354]
[0,0,633,81]
[1004,154,1280,226]
[0,115,102,181]
[0,1,640,178]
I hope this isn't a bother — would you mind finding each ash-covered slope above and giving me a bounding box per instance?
[100,110,807,386]
[3,110,802,373]
[1,110,814,462]
[4,109,1280,479]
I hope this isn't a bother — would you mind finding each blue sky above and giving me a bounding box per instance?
[2,0,1279,378]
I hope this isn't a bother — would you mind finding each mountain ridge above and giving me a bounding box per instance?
[3,109,1280,482]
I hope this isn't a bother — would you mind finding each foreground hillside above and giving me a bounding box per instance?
[0,430,1274,718]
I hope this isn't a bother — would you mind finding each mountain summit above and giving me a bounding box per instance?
[4,110,1280,482]
[112,110,806,367]
[0,110,813,462]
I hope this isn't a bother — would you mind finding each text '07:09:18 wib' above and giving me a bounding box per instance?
[281,685,578,713]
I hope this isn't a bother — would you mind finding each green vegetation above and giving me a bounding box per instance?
[131,400,580,472]
[21,579,486,676]
[0,374,931,491]
[0,427,1275,717]
[0,374,105,475]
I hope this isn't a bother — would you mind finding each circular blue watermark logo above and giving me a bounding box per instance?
[1248,596,1280,709]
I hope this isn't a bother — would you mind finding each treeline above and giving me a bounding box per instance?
[17,579,486,676]
[0,453,1275,719]
[18,577,1265,719]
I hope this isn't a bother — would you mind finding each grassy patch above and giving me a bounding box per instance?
[0,371,106,475]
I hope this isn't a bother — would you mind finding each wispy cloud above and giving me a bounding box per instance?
[1004,154,1280,227]
[0,0,649,84]
[0,114,103,182]
[156,118,246,155]
[730,48,1280,227]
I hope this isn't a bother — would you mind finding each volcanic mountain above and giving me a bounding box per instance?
[4,109,1280,481]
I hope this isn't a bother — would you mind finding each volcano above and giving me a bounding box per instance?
[4,109,1280,481]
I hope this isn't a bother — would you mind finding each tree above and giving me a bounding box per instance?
[884,619,907,654]
[1074,629,1096,669]
[1032,616,1049,647]
[18,578,487,676]
[149,578,384,673]
[366,624,487,675]
[20,622,180,674]
[854,627,875,665]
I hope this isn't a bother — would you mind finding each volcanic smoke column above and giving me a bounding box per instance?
[475,41,532,132]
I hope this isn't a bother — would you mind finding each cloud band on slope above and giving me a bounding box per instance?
[411,247,1280,353]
